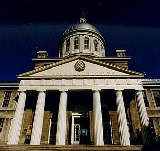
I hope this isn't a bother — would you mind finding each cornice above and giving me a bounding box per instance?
[18,56,145,78]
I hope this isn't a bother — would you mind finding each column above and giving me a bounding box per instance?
[90,37,94,53]
[7,91,26,144]
[56,91,68,145]
[115,90,130,146]
[98,41,101,56]
[70,37,74,54]
[93,90,104,145]
[79,35,83,52]
[136,90,149,144]
[30,91,46,145]
[63,41,66,56]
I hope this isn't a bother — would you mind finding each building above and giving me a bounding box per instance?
[0,18,159,147]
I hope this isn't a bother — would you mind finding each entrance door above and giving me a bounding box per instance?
[74,124,80,144]
[71,113,90,145]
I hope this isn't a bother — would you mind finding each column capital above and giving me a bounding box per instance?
[59,89,68,93]
[37,90,46,93]
[114,89,124,92]
[18,90,26,93]
[114,89,124,94]
[92,89,101,93]
[37,88,46,92]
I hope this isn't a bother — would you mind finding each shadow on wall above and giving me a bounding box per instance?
[142,119,160,151]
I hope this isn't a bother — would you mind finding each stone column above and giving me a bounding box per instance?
[70,37,74,54]
[63,41,66,56]
[7,91,26,144]
[136,90,149,144]
[56,91,68,145]
[30,91,46,145]
[115,90,130,146]
[93,90,104,145]
[79,35,83,52]
[90,37,94,53]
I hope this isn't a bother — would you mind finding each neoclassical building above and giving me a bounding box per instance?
[0,18,159,147]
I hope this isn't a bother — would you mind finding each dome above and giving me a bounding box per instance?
[60,18,106,58]
[63,18,101,36]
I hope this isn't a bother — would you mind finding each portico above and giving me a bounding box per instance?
[7,76,147,146]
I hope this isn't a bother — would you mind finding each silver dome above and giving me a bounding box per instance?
[63,18,101,35]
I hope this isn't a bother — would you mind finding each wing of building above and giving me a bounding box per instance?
[0,18,159,148]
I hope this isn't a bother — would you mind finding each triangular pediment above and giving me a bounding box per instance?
[18,56,144,78]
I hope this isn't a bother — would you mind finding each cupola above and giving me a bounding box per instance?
[59,18,105,57]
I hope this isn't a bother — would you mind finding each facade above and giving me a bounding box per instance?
[0,18,159,146]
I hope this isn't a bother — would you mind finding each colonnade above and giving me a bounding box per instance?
[7,89,148,146]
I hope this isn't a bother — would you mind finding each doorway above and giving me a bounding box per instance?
[71,113,90,145]
[74,124,80,144]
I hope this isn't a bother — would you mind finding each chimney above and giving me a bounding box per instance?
[116,50,126,57]
[37,51,48,59]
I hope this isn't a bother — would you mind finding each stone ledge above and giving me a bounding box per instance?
[0,145,142,151]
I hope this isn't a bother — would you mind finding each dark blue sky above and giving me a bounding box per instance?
[0,0,160,82]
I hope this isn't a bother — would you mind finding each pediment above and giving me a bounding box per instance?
[18,56,144,78]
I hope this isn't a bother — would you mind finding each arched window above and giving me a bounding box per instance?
[74,37,79,49]
[66,39,70,52]
[84,37,89,49]
[94,40,98,51]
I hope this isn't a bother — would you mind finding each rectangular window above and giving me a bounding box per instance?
[0,118,4,132]
[84,38,89,49]
[143,91,149,107]
[153,90,160,107]
[66,39,70,52]
[74,37,79,49]
[2,91,11,107]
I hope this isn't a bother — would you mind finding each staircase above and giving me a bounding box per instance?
[0,145,142,151]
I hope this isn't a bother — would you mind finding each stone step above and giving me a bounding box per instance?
[0,145,142,151]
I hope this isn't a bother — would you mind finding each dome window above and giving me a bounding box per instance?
[74,37,79,49]
[84,37,89,49]
[66,39,70,52]
[94,40,98,51]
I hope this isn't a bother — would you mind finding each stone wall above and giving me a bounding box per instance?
[129,100,141,139]
[41,111,53,144]
[19,109,33,144]
[89,111,94,144]
[109,111,120,144]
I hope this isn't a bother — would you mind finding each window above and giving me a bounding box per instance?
[0,118,4,132]
[153,90,160,107]
[84,37,89,49]
[66,39,70,52]
[142,91,149,107]
[2,91,11,107]
[94,40,98,51]
[74,37,79,49]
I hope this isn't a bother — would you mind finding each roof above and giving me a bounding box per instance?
[0,83,19,88]
[142,79,160,87]
[63,18,101,36]
[18,55,144,78]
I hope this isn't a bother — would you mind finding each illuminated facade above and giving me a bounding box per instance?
[0,18,159,147]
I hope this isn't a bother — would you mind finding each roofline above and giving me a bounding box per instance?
[32,56,132,62]
[18,56,145,77]
[18,75,144,79]
[0,83,19,88]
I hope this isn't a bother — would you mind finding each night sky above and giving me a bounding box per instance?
[0,0,160,82]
